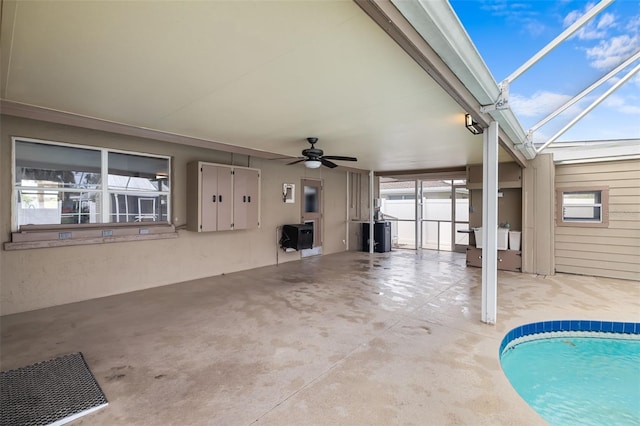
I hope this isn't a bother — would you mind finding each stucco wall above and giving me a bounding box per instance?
[555,159,640,281]
[1,116,349,314]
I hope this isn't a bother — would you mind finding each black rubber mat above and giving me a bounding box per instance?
[0,352,108,426]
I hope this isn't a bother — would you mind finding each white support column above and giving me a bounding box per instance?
[369,170,374,254]
[415,180,421,250]
[481,121,499,324]
[346,171,350,251]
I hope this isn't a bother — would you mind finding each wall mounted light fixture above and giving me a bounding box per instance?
[465,114,484,135]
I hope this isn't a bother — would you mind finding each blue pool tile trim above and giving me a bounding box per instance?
[499,320,640,355]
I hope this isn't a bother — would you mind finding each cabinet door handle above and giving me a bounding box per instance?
[243,195,246,203]
[212,195,216,203]
[219,195,222,202]
[247,196,251,203]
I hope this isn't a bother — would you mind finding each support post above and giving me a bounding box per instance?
[346,172,350,251]
[369,170,374,254]
[481,121,499,324]
[415,180,421,250]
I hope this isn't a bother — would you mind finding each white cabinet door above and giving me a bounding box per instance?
[193,163,232,232]
[216,166,232,231]
[200,164,218,232]
[188,162,259,232]
[233,168,259,230]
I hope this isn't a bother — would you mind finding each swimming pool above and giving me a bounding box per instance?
[500,321,640,426]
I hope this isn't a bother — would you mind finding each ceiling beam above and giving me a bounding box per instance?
[376,166,466,180]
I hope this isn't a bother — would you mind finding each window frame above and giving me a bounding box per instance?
[10,137,173,242]
[556,186,609,228]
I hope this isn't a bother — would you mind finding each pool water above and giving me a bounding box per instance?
[501,336,640,425]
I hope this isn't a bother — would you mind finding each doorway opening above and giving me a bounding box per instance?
[301,179,323,257]
[379,177,469,252]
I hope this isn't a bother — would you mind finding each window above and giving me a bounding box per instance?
[13,138,170,230]
[556,187,609,227]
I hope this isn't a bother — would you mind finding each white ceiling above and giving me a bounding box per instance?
[1,0,515,172]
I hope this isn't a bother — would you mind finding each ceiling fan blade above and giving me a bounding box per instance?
[322,155,357,162]
[321,158,338,168]
[287,159,305,165]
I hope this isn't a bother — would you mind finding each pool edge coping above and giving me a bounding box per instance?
[499,320,640,356]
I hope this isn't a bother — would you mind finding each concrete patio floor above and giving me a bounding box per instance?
[1,250,638,425]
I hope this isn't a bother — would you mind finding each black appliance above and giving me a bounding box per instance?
[280,224,313,250]
[362,222,391,253]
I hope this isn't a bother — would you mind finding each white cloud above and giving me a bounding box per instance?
[578,13,616,40]
[562,5,639,69]
[604,94,625,107]
[626,15,640,33]
[597,13,615,30]
[479,0,545,37]
[604,94,640,115]
[575,26,607,40]
[510,91,574,117]
[524,20,546,37]
[563,2,597,26]
[619,104,640,114]
[563,6,586,27]
[585,35,640,69]
[563,4,617,40]
[481,0,535,19]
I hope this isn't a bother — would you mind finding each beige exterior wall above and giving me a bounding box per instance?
[1,116,349,314]
[555,159,640,281]
[521,154,555,276]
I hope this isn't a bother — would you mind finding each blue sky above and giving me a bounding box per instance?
[449,0,640,143]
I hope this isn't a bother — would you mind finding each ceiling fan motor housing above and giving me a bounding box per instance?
[285,137,356,168]
[302,148,323,158]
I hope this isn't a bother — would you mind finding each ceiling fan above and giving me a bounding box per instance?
[287,138,358,169]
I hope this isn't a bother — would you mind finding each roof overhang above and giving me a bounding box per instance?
[370,0,535,162]
[544,139,640,164]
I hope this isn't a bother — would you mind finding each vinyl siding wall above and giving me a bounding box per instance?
[555,159,640,281]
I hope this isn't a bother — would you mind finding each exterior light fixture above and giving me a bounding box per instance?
[305,160,322,169]
[465,114,484,135]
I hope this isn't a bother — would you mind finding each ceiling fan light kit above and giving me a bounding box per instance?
[305,160,322,169]
[287,137,358,169]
